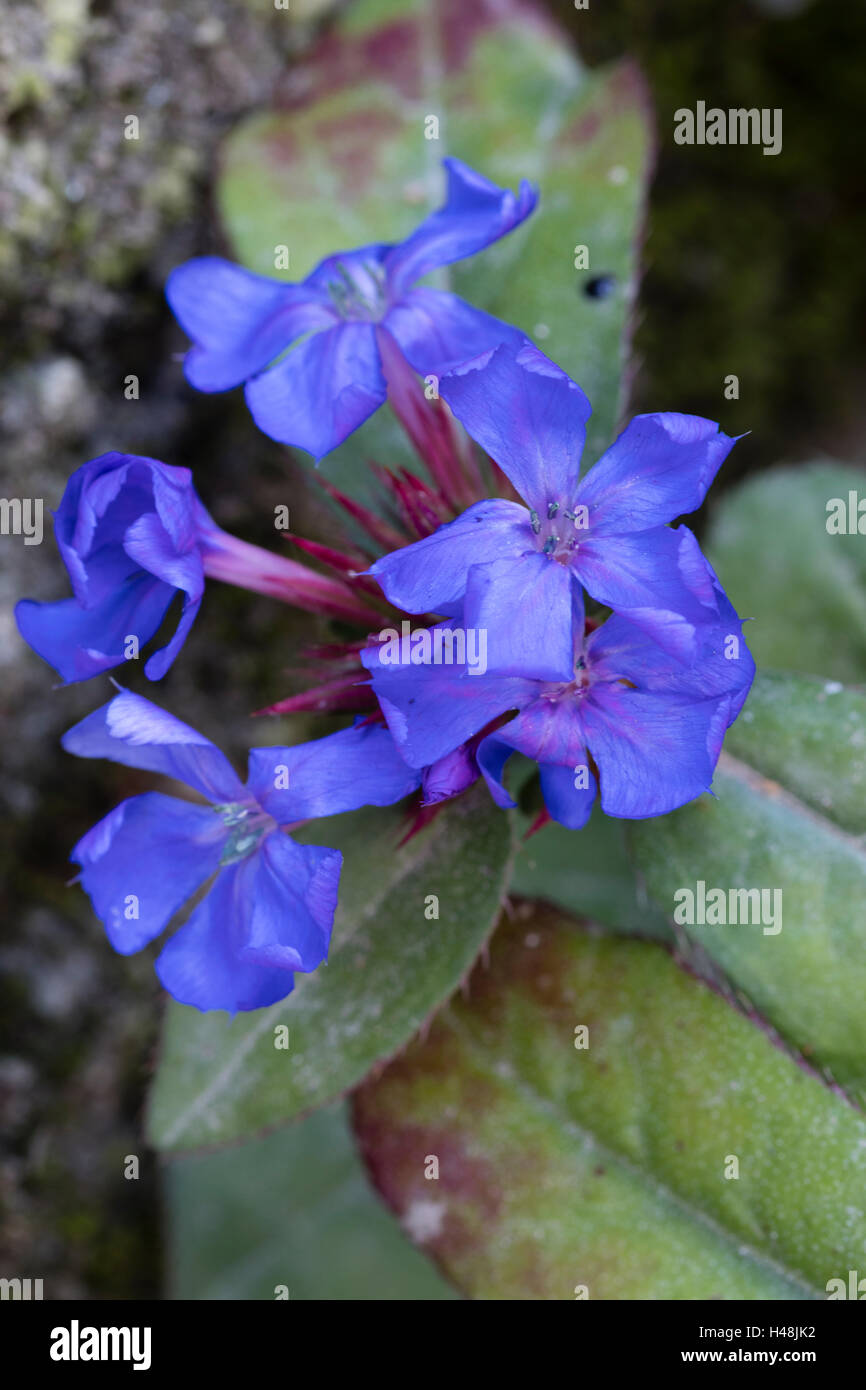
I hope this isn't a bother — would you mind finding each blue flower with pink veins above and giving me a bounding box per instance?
[363,592,754,830]
[166,158,537,459]
[62,691,421,1013]
[370,342,742,680]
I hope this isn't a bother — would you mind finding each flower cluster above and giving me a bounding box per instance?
[18,158,753,1013]
[364,340,753,828]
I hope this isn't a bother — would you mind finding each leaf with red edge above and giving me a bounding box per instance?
[352,904,866,1300]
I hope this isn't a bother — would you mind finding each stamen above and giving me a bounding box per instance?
[214,803,272,865]
[327,259,387,320]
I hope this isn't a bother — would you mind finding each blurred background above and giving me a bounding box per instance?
[1,0,864,1297]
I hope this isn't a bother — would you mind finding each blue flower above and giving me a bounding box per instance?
[370,342,740,680]
[62,691,421,1012]
[16,453,216,684]
[16,451,382,686]
[166,158,537,460]
[362,588,754,830]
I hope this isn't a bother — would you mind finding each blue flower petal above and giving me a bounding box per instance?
[384,158,537,297]
[121,511,206,681]
[474,729,520,809]
[18,454,212,683]
[421,745,479,805]
[363,625,534,768]
[369,498,529,616]
[142,592,203,682]
[383,287,525,375]
[538,764,597,831]
[246,720,420,823]
[475,699,592,826]
[588,586,755,709]
[575,525,721,663]
[62,690,246,804]
[149,460,214,551]
[240,832,341,974]
[55,455,158,604]
[71,792,225,954]
[244,322,387,459]
[705,694,738,765]
[302,244,392,298]
[154,862,291,1014]
[477,675,717,825]
[576,413,738,533]
[166,256,336,392]
[582,686,718,819]
[484,697,586,771]
[463,553,576,681]
[155,832,341,1014]
[440,341,591,513]
[16,577,175,684]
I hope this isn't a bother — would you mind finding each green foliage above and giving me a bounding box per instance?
[629,672,866,1105]
[511,801,672,941]
[149,787,513,1152]
[353,907,866,1300]
[166,1104,456,1300]
[707,463,866,683]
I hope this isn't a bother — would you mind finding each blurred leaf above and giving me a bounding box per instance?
[724,670,866,834]
[148,785,513,1152]
[511,804,672,941]
[629,671,866,1103]
[353,905,866,1300]
[166,1103,457,1300]
[217,0,653,498]
[707,461,866,682]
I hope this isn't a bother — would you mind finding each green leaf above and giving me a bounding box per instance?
[628,671,866,1103]
[511,804,673,941]
[724,670,866,835]
[165,1103,457,1300]
[217,0,653,498]
[353,905,866,1300]
[707,461,866,683]
[147,785,513,1152]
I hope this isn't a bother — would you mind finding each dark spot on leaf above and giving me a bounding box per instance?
[583,274,617,300]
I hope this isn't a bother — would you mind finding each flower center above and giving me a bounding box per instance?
[541,654,593,703]
[214,802,275,865]
[327,260,388,321]
[529,499,589,566]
